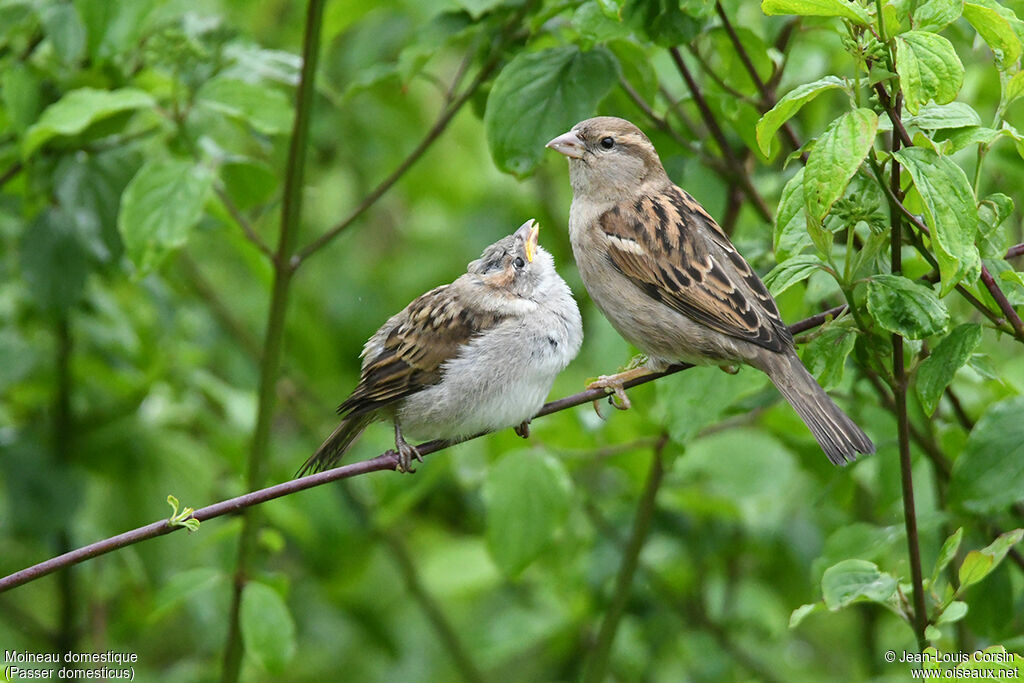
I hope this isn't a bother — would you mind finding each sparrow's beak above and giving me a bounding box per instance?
[515,219,540,262]
[546,130,585,159]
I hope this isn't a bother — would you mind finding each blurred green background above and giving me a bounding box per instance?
[1,0,1023,680]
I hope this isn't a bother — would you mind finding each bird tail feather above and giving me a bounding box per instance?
[297,413,373,477]
[760,350,874,465]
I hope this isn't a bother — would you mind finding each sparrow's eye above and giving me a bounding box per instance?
[600,136,615,149]
[513,256,526,269]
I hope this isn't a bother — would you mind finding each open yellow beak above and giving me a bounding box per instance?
[526,221,539,262]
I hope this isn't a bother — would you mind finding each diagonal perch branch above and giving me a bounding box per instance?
[0,305,858,594]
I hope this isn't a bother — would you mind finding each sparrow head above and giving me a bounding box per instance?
[546,116,669,201]
[468,219,556,299]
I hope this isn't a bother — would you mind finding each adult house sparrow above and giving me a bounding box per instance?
[546,117,873,464]
[299,219,583,475]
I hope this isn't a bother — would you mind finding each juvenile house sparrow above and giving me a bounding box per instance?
[299,219,583,475]
[546,117,873,464]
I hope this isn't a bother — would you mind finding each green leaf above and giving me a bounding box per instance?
[931,527,964,586]
[220,160,279,210]
[804,108,878,224]
[950,397,1024,513]
[23,87,155,157]
[774,168,814,259]
[38,2,86,64]
[485,46,617,177]
[963,1,1022,67]
[978,192,1014,257]
[19,208,90,313]
[196,78,294,136]
[866,274,950,339]
[821,559,898,610]
[2,64,42,133]
[756,76,845,156]
[1006,71,1024,104]
[240,581,296,674]
[895,32,965,114]
[913,0,964,32]
[764,255,826,296]
[937,600,968,624]
[801,319,858,390]
[980,528,1024,567]
[789,602,824,628]
[915,323,982,415]
[75,0,158,62]
[894,147,979,294]
[760,0,870,25]
[622,0,705,47]
[908,102,982,130]
[958,550,994,588]
[118,159,213,274]
[483,450,572,577]
[656,366,769,445]
[955,646,1024,672]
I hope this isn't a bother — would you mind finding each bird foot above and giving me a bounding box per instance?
[394,433,422,474]
[718,364,740,375]
[515,420,531,438]
[587,375,633,418]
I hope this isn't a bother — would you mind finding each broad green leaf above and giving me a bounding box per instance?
[38,2,86,64]
[978,192,1014,257]
[622,0,705,47]
[789,602,824,627]
[756,76,845,156]
[915,323,982,415]
[761,0,870,25]
[485,46,617,176]
[240,581,296,674]
[483,450,572,577]
[894,147,979,294]
[913,0,964,32]
[908,102,982,130]
[801,319,857,390]
[774,167,814,259]
[980,528,1024,567]
[963,1,1022,67]
[118,159,213,274]
[19,208,90,313]
[945,126,1000,152]
[937,601,968,624]
[221,160,279,210]
[804,108,878,223]
[821,559,898,610]
[958,550,994,588]
[866,274,950,338]
[75,0,158,62]
[2,64,41,133]
[1006,71,1024,104]
[196,78,294,136]
[764,255,826,296]
[656,366,768,445]
[23,87,155,157]
[950,397,1024,513]
[931,527,964,586]
[895,32,965,114]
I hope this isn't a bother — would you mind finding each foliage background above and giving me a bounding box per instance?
[1,0,1023,680]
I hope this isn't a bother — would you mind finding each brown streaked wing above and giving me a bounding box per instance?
[599,187,791,352]
[338,285,507,416]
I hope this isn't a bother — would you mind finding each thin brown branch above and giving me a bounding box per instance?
[789,304,847,335]
[0,161,23,190]
[214,187,274,260]
[0,308,842,595]
[667,46,773,222]
[874,82,913,148]
[1007,243,1024,259]
[980,265,1024,337]
[584,502,784,683]
[292,36,509,268]
[714,2,803,156]
[581,435,667,683]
